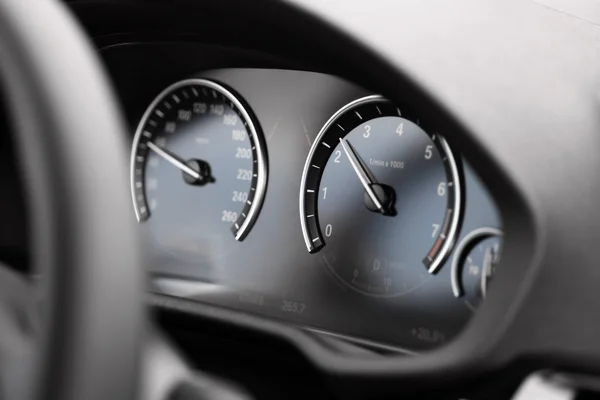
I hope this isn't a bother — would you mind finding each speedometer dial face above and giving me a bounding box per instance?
[300,95,462,297]
[131,79,267,253]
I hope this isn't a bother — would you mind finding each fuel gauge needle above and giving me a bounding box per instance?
[147,141,201,180]
[480,247,494,298]
[339,137,385,212]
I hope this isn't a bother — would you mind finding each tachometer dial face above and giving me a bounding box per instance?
[451,227,503,310]
[300,95,462,297]
[131,79,267,258]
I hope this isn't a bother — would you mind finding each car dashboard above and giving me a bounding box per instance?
[6,1,600,397]
[99,40,503,352]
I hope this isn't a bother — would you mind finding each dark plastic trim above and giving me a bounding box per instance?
[71,0,600,397]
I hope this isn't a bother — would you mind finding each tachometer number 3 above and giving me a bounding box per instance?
[363,125,371,138]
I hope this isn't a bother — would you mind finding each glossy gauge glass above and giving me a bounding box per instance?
[451,227,503,310]
[300,95,462,297]
[131,78,267,253]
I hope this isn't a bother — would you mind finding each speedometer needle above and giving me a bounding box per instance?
[339,138,386,212]
[147,141,201,180]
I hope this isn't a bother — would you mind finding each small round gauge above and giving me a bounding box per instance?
[451,227,503,310]
[130,78,267,254]
[299,95,463,297]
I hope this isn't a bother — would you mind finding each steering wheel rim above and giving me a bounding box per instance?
[0,1,142,399]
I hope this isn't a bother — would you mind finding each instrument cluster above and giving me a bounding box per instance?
[129,68,502,352]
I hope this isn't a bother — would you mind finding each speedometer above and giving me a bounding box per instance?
[130,78,267,250]
[300,95,462,297]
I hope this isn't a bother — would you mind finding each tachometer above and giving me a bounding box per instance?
[131,78,267,246]
[299,95,462,296]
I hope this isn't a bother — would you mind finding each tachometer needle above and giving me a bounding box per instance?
[339,138,385,212]
[147,141,201,180]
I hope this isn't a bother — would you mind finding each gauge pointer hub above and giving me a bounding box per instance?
[364,184,397,216]
[339,137,395,215]
[183,159,216,186]
[148,141,215,186]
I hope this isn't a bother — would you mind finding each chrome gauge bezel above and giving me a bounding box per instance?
[130,78,268,241]
[299,95,463,276]
[451,227,503,301]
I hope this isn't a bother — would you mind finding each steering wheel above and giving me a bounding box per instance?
[0,0,599,399]
[0,1,246,400]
